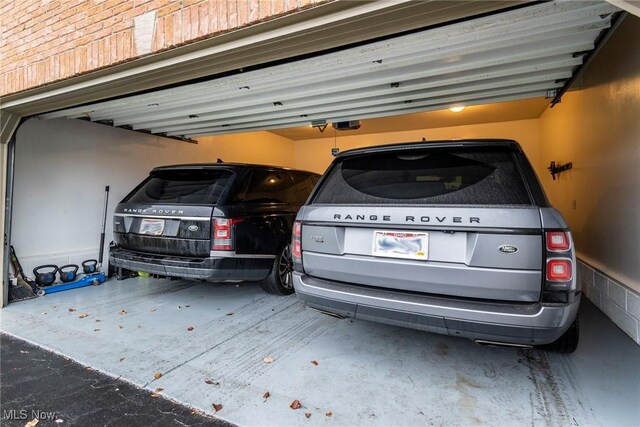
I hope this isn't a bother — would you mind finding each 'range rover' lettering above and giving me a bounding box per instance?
[334,214,480,224]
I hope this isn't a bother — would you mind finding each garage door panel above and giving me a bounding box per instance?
[40,1,621,138]
[150,74,572,134]
[87,20,605,125]
[111,48,584,128]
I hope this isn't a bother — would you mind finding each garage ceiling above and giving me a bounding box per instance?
[41,1,620,139]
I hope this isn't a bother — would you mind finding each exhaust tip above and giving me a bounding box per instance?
[475,339,532,349]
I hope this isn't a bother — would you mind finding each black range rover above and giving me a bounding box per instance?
[110,163,320,294]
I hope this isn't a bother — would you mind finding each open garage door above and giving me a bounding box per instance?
[40,1,620,138]
[2,0,625,308]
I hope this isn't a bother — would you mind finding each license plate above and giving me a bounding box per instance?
[372,230,428,260]
[140,218,165,236]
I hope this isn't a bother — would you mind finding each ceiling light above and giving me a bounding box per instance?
[449,106,465,112]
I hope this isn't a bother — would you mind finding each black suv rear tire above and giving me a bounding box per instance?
[261,244,295,296]
[541,317,579,354]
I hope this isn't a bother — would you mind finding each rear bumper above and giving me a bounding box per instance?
[293,273,579,345]
[110,248,273,281]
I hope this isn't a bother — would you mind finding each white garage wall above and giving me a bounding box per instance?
[11,118,294,276]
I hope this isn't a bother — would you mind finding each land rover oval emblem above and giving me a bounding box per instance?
[499,245,519,254]
[188,225,199,232]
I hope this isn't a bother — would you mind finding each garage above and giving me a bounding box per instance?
[1,1,639,425]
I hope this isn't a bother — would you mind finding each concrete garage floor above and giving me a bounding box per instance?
[1,278,638,427]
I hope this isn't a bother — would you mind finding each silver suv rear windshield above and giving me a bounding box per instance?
[312,146,531,205]
[124,169,232,205]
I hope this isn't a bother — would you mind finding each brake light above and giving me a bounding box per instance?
[547,259,572,282]
[292,221,302,259]
[292,220,304,273]
[292,240,302,258]
[546,231,570,251]
[212,218,234,251]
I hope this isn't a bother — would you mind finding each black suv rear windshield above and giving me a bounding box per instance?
[124,169,232,205]
[312,146,532,205]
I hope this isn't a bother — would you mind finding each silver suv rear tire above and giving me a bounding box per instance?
[540,317,579,354]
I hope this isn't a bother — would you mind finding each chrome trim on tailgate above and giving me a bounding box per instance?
[115,213,211,221]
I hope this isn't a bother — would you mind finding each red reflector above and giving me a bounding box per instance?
[546,231,570,251]
[292,240,302,258]
[547,259,572,282]
[293,221,302,238]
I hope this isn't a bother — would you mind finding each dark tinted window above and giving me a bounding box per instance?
[313,147,531,205]
[232,169,296,204]
[290,172,317,204]
[125,169,232,205]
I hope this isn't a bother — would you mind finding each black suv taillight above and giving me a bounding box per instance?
[212,218,235,251]
[543,230,575,303]
[292,221,304,273]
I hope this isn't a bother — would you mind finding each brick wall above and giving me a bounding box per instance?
[1,0,322,97]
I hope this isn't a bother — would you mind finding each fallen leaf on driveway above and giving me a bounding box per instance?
[212,403,223,412]
[119,358,125,362]
[119,309,126,315]
[226,312,234,316]
[290,400,302,410]
[150,393,161,398]
[187,326,194,331]
[25,419,39,427]
[154,387,164,393]
[154,372,163,380]
[205,379,219,385]
[305,412,312,419]
[325,411,333,417]
[311,360,319,366]
[263,391,270,400]
[263,356,274,364]
[68,308,76,312]
[78,313,89,319]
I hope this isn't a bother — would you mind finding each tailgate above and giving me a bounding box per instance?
[113,205,213,257]
[300,206,543,302]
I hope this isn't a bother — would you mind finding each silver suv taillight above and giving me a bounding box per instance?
[212,218,234,251]
[543,230,575,302]
[292,221,304,273]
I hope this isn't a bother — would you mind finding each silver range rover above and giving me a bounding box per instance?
[292,140,580,353]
